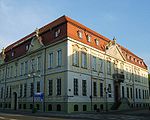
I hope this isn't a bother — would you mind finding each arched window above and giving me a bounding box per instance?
[100,104,103,110]
[94,104,97,110]
[83,105,87,111]
[74,104,78,111]
[57,104,61,111]
[48,104,52,111]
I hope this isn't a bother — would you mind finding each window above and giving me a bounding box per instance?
[127,87,129,98]
[48,104,52,111]
[6,86,8,98]
[57,78,61,95]
[86,35,91,42]
[100,83,103,97]
[55,29,61,38]
[36,104,40,110]
[30,83,33,97]
[10,66,13,77]
[26,45,29,51]
[83,105,87,111]
[20,84,23,97]
[143,90,144,99]
[107,61,111,75]
[49,53,53,68]
[37,81,40,93]
[20,63,24,76]
[11,51,14,57]
[72,50,79,66]
[126,68,128,79]
[49,80,53,95]
[136,88,138,99]
[139,89,141,99]
[77,31,82,39]
[57,104,61,111]
[74,78,78,95]
[93,82,97,96]
[108,84,112,97]
[95,39,99,45]
[82,80,87,96]
[81,52,87,68]
[23,104,26,109]
[74,105,78,111]
[0,87,3,98]
[37,56,41,71]
[92,56,96,71]
[57,50,62,67]
[122,86,124,98]
[99,59,103,73]
[94,104,97,110]
[24,83,27,97]
[130,88,133,99]
[9,86,11,98]
[25,61,28,74]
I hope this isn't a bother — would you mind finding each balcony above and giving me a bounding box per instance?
[113,73,125,83]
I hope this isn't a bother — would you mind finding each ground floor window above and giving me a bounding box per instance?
[94,104,97,110]
[23,104,26,109]
[57,104,61,111]
[74,105,78,111]
[36,104,40,110]
[30,104,33,109]
[100,104,103,110]
[19,104,21,109]
[83,105,87,111]
[9,103,11,108]
[48,104,52,111]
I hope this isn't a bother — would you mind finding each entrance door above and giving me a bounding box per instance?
[13,92,17,110]
[114,84,120,103]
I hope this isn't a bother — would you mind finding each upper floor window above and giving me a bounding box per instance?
[49,80,53,96]
[107,61,111,75]
[57,78,61,95]
[11,52,14,57]
[108,84,112,97]
[93,82,97,96]
[82,80,87,96]
[74,78,78,95]
[37,81,40,93]
[86,35,91,42]
[55,29,61,38]
[72,50,79,66]
[77,31,82,39]
[99,59,103,72]
[37,56,41,71]
[92,56,96,71]
[57,50,62,67]
[25,61,28,74]
[26,45,29,51]
[81,52,87,68]
[49,53,53,68]
[95,39,99,45]
[20,63,24,76]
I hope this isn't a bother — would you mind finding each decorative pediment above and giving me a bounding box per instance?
[27,36,44,53]
[105,38,126,61]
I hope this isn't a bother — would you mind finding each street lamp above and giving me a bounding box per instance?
[28,65,40,113]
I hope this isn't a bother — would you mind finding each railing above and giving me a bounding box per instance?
[113,73,125,82]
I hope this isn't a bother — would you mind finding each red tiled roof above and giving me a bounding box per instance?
[2,15,147,69]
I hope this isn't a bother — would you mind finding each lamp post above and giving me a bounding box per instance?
[28,64,40,113]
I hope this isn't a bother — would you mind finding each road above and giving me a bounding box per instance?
[0,109,150,120]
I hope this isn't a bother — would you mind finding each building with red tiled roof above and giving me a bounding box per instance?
[0,16,149,113]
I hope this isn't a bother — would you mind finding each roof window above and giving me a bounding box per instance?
[77,31,82,39]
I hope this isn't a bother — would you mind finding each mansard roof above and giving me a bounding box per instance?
[1,15,147,69]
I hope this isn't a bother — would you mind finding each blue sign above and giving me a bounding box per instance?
[34,92,44,101]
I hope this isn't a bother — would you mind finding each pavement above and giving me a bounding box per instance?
[0,109,150,120]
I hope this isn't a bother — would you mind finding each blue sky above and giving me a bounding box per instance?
[0,0,150,70]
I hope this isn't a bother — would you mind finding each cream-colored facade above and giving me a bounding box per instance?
[0,16,149,113]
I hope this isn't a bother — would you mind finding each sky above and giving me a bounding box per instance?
[0,0,150,71]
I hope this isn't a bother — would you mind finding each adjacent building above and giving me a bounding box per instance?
[0,16,149,113]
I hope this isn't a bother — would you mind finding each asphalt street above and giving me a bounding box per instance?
[0,109,150,120]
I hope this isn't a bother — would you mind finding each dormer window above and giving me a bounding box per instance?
[77,31,82,39]
[11,52,14,57]
[95,38,99,45]
[129,56,132,60]
[133,58,136,62]
[26,45,29,51]
[86,35,91,42]
[55,29,61,38]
